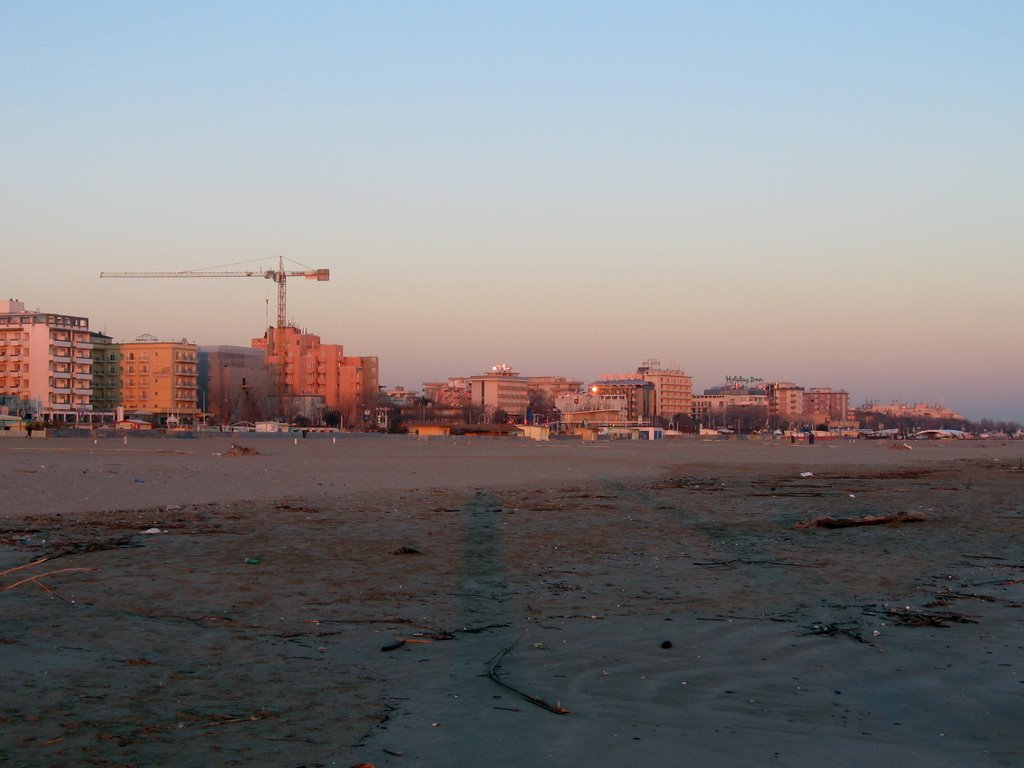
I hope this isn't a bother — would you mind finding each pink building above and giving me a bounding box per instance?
[0,299,92,416]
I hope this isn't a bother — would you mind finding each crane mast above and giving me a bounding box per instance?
[100,256,329,328]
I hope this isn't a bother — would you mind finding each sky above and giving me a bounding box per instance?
[3,2,1022,421]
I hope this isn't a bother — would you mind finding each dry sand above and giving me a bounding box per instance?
[1,434,1022,767]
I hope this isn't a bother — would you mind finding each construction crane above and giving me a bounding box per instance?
[100,256,329,328]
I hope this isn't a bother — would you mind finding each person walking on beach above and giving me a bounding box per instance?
[25,424,33,438]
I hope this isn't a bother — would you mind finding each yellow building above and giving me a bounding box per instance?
[116,335,200,424]
[635,359,693,421]
[765,382,805,427]
[599,360,692,423]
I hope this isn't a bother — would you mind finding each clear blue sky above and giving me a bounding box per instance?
[3,2,1022,420]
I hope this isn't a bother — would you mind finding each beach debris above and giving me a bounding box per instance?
[457,622,511,634]
[891,443,913,450]
[801,621,870,644]
[380,640,406,652]
[695,557,826,569]
[793,511,926,529]
[42,534,139,560]
[243,556,261,565]
[223,444,260,457]
[186,709,277,728]
[141,527,162,534]
[275,503,318,514]
[660,640,673,649]
[924,591,997,607]
[800,471,814,478]
[393,545,422,555]
[885,607,978,627]
[2,565,99,604]
[487,634,570,715]
[396,629,454,644]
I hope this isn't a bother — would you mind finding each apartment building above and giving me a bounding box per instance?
[764,382,805,426]
[469,364,529,420]
[423,378,472,407]
[598,360,692,422]
[802,387,850,424]
[636,360,692,420]
[115,335,200,424]
[0,299,92,416]
[253,326,379,427]
[860,401,963,422]
[692,391,768,427]
[89,332,119,411]
[588,378,657,424]
[526,375,584,400]
[198,345,272,424]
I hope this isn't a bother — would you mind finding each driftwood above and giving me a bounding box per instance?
[885,607,978,627]
[2,566,99,604]
[801,621,870,644]
[486,634,569,715]
[794,511,926,529]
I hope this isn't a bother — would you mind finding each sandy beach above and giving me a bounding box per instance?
[1,434,1022,767]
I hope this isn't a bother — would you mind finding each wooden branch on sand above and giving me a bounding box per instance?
[0,557,51,578]
[2,566,99,604]
[486,634,569,715]
[794,511,926,529]
[3,567,98,591]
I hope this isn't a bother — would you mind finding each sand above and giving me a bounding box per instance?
[1,434,1022,767]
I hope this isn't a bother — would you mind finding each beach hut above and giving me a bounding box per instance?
[515,425,551,441]
[409,423,452,438]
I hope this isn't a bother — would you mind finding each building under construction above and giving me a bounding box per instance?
[102,258,379,428]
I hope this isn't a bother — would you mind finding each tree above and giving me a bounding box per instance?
[323,409,342,428]
[672,414,698,433]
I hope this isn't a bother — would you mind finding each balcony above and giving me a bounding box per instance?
[50,338,71,348]
[73,355,92,365]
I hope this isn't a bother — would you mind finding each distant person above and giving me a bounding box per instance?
[25,424,33,439]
